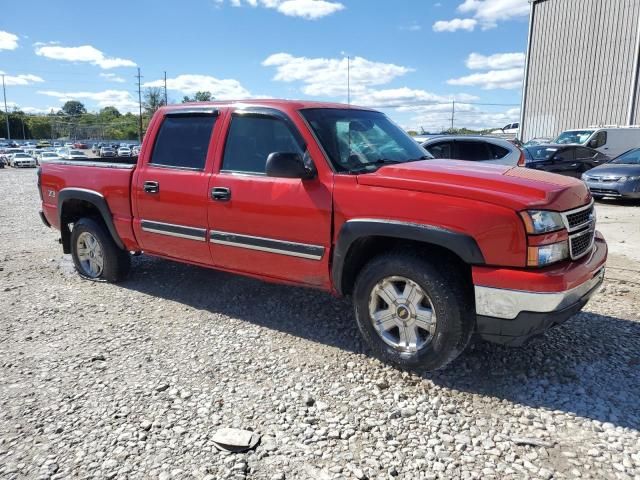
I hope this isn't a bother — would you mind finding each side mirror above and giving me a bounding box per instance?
[266,152,315,179]
[588,139,598,148]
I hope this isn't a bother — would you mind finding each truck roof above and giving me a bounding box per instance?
[165,99,374,112]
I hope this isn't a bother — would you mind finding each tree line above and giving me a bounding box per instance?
[0,89,215,141]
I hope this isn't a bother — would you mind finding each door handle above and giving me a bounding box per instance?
[211,187,231,201]
[143,180,159,193]
[570,163,578,167]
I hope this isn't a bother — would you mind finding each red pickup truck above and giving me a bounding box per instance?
[38,100,607,370]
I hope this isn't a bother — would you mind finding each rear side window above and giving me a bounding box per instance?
[456,141,492,161]
[488,143,510,159]
[222,114,304,174]
[150,115,217,169]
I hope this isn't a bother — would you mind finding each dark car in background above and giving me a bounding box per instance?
[582,148,640,199]
[421,136,524,165]
[523,144,608,177]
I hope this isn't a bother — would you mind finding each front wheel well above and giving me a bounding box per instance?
[338,237,472,297]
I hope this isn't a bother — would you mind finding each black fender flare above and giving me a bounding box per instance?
[57,188,125,252]
[331,219,485,295]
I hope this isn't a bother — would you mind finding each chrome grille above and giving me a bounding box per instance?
[564,203,594,232]
[569,229,594,259]
[562,202,596,260]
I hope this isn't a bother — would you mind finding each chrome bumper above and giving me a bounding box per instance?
[474,268,605,320]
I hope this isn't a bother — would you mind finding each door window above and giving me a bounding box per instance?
[590,131,607,148]
[553,148,575,162]
[222,114,304,174]
[150,115,217,169]
[426,141,453,159]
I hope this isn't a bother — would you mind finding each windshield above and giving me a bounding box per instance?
[553,130,594,145]
[525,146,559,160]
[300,108,432,173]
[613,149,640,165]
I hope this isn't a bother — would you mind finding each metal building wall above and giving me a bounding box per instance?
[521,0,640,141]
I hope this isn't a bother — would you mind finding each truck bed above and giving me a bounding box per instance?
[39,158,138,250]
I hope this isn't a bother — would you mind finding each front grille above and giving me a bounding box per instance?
[570,229,594,259]
[589,188,621,196]
[565,204,594,231]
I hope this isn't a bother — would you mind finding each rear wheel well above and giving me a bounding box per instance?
[339,237,472,297]
[60,200,106,254]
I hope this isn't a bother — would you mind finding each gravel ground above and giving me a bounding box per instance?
[1,167,639,480]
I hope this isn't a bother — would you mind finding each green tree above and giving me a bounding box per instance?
[143,87,166,116]
[99,106,121,119]
[182,91,214,103]
[62,100,87,116]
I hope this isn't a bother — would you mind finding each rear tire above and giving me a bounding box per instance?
[70,217,131,283]
[353,252,474,371]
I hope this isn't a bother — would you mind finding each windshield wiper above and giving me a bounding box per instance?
[348,158,404,174]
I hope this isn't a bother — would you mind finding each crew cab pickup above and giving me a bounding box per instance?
[38,100,607,370]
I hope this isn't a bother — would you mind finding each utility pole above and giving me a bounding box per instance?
[164,71,168,106]
[347,56,351,106]
[450,100,455,131]
[136,68,143,143]
[20,114,25,140]
[2,74,10,141]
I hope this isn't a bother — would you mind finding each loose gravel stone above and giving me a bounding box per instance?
[0,168,639,479]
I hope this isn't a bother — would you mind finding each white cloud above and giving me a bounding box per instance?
[100,72,126,83]
[37,89,139,112]
[0,31,19,51]
[220,0,344,19]
[459,0,529,28]
[466,52,525,70]
[400,23,422,32]
[263,53,412,97]
[408,105,521,131]
[0,71,44,86]
[353,87,478,108]
[433,0,529,32]
[447,67,523,90]
[34,44,136,69]
[433,18,477,32]
[143,74,251,99]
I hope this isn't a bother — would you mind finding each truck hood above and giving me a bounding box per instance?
[356,159,591,211]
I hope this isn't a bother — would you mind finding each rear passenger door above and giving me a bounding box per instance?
[132,109,220,265]
[550,147,577,176]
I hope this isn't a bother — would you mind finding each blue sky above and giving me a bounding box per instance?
[1,0,530,131]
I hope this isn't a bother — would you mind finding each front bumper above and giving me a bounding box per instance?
[584,179,640,198]
[473,235,607,346]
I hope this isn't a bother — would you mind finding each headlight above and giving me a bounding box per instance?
[619,176,640,182]
[527,241,569,267]
[520,210,565,234]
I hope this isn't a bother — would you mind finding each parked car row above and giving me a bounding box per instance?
[418,126,640,200]
[92,143,140,157]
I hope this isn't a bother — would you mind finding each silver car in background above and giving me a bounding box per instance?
[421,135,524,166]
[582,148,640,199]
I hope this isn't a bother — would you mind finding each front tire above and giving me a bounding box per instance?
[353,253,474,371]
[70,218,131,282]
